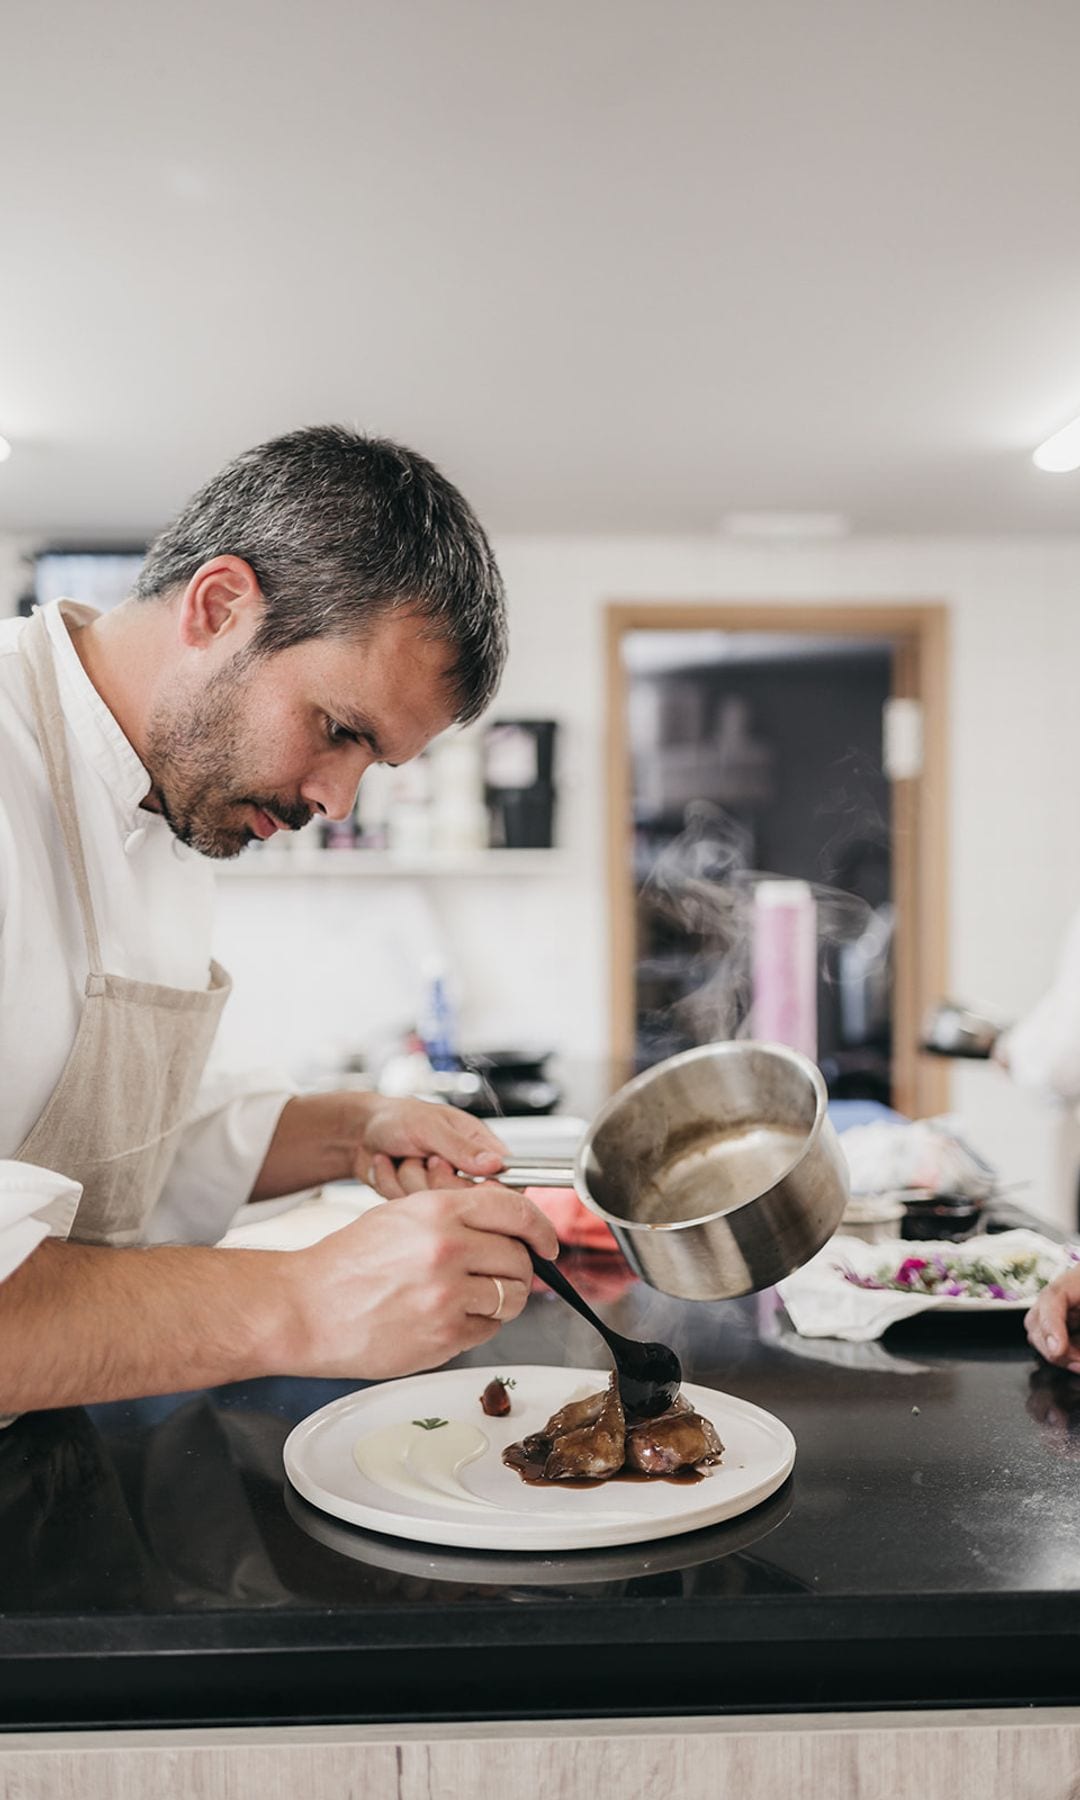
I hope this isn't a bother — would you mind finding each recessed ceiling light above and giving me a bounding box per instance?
[721,510,850,541]
[0,436,11,464]
[1033,415,1080,473]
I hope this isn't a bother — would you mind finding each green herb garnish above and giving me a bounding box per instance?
[412,1417,448,1431]
[497,1377,517,1388]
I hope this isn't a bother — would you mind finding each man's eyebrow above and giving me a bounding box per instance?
[334,708,390,761]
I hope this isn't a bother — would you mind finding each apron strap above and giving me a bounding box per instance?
[18,608,105,976]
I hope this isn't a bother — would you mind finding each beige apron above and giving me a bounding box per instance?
[12,608,231,1247]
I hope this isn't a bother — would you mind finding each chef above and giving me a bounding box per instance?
[0,424,558,1414]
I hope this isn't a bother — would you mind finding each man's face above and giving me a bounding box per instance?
[143,611,457,859]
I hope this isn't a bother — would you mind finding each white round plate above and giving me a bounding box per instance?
[283,1365,796,1552]
[284,1475,795,1583]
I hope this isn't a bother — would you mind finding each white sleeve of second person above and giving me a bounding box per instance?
[998,907,1080,1103]
[143,1065,298,1247]
[0,1162,82,1282]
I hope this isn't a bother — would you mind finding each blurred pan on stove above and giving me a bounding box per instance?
[920,999,1005,1061]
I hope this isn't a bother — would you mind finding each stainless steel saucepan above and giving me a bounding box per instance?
[492,1040,849,1302]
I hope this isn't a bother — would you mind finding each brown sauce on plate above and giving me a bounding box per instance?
[505,1452,706,1489]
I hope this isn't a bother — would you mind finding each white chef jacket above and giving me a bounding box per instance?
[0,600,294,1276]
[998,905,1080,1103]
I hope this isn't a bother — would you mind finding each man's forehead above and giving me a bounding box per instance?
[331,609,455,674]
[322,618,458,752]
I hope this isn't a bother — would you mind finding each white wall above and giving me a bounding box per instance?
[0,540,32,616]
[6,533,1080,1225]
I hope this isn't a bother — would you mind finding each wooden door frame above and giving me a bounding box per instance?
[605,602,950,1119]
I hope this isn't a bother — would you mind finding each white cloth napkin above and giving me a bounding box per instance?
[777,1228,1075,1342]
[0,1161,82,1283]
[839,1116,996,1201]
[217,1182,384,1251]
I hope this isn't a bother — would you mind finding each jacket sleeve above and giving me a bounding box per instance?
[143,1062,298,1246]
[0,782,83,1260]
[997,907,1080,1102]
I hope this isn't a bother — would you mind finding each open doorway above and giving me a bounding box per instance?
[605,604,949,1119]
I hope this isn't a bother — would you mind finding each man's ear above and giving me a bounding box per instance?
[176,556,263,651]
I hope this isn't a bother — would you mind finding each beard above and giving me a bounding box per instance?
[143,657,312,859]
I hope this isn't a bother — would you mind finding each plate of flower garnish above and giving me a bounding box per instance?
[837,1231,1069,1310]
[283,1365,795,1551]
[777,1228,1078,1342]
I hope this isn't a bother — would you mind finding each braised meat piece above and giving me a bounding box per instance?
[503,1376,625,1481]
[503,1385,607,1469]
[625,1403,724,1476]
[504,1379,725,1486]
[545,1375,625,1480]
[530,1385,610,1442]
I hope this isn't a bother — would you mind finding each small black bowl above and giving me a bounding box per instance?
[901,1193,984,1241]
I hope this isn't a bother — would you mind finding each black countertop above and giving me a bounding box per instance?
[3,1236,1080,1729]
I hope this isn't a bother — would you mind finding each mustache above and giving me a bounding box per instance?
[242,796,314,832]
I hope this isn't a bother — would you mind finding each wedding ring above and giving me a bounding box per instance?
[487,1276,507,1321]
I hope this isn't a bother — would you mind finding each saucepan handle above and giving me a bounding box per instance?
[458,1157,577,1188]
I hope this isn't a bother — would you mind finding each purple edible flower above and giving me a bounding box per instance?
[987,1283,1008,1300]
[835,1262,887,1290]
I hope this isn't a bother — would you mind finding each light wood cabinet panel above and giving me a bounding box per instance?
[2,1709,1080,1800]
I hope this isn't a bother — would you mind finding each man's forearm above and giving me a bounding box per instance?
[0,1237,300,1413]
[249,1091,378,1201]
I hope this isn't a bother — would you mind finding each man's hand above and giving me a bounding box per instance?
[359,1097,508,1198]
[1025,1265,1080,1373]
[251,1091,507,1203]
[285,1184,559,1379]
[0,1182,561,1412]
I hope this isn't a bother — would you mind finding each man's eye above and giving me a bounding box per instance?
[326,719,358,746]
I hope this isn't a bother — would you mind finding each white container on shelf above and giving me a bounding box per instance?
[387,759,433,855]
[430,736,488,853]
[356,763,393,849]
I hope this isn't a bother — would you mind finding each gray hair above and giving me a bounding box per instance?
[133,425,508,724]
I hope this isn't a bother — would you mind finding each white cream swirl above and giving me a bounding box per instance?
[353,1420,498,1513]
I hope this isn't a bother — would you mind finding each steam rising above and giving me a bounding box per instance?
[639,800,875,1049]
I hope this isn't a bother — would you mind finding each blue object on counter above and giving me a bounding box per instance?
[420,971,459,1072]
[827,1098,906,1133]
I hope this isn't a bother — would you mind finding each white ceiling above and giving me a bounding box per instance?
[3,0,1080,541]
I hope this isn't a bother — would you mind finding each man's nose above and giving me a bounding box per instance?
[301,760,366,821]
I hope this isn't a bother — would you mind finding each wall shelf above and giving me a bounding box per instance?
[214,849,568,879]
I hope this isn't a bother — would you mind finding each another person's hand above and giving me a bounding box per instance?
[286,1184,559,1379]
[1024,1265,1080,1373]
[358,1096,508,1197]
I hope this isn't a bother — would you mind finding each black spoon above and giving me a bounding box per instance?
[527,1249,682,1419]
